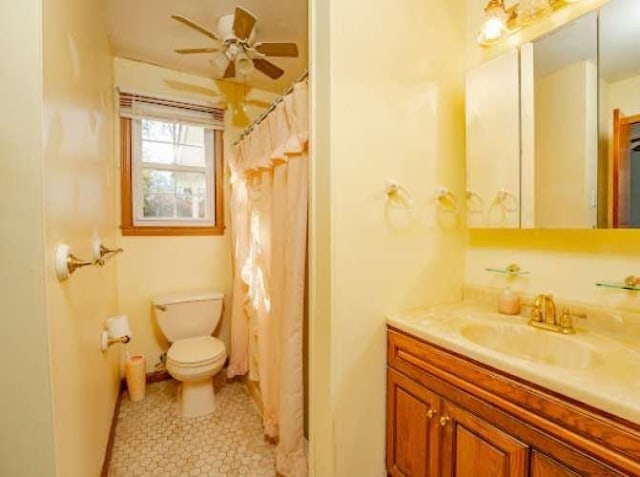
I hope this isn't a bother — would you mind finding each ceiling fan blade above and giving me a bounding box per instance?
[172,15,220,41]
[233,7,257,41]
[254,42,299,57]
[253,58,285,80]
[174,47,219,54]
[223,61,236,79]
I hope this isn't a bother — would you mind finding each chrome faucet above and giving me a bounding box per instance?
[528,294,586,334]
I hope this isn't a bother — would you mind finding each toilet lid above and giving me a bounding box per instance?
[167,336,226,366]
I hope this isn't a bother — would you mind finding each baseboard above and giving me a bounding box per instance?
[101,381,125,477]
[144,369,172,385]
[119,369,171,391]
[101,370,172,476]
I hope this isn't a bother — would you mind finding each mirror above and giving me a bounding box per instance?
[599,0,640,228]
[466,49,521,229]
[466,0,640,229]
[521,12,598,229]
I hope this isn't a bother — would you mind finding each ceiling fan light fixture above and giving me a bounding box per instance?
[171,7,298,82]
[211,51,230,74]
[477,0,509,45]
[236,52,255,76]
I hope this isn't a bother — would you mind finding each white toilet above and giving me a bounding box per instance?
[152,290,227,418]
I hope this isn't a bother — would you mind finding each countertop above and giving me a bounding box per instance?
[387,302,640,425]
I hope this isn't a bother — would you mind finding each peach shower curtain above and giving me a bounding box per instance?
[227,80,308,476]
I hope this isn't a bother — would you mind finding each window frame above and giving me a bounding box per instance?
[120,117,225,236]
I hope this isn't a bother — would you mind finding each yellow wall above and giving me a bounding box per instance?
[42,0,121,475]
[608,74,640,116]
[0,0,57,475]
[113,58,276,372]
[309,0,467,474]
[466,0,640,309]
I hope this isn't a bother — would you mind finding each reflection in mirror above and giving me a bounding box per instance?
[599,0,640,228]
[522,12,598,229]
[466,49,520,229]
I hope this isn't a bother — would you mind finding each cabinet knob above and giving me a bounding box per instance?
[439,416,450,427]
[426,408,437,419]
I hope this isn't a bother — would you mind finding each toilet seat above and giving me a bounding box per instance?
[167,336,226,368]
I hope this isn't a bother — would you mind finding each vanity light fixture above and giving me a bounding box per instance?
[517,0,552,25]
[477,0,584,46]
[477,0,510,46]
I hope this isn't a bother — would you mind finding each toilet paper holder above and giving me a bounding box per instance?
[101,333,131,350]
[101,315,132,352]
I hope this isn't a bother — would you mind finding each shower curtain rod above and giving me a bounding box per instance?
[233,69,309,146]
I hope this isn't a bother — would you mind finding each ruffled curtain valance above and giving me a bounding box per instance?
[228,81,308,176]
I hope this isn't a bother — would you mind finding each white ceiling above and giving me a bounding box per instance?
[106,0,308,94]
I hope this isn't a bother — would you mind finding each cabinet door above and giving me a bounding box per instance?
[530,452,580,477]
[440,401,528,477]
[387,369,441,477]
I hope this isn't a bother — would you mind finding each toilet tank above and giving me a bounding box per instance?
[152,290,224,342]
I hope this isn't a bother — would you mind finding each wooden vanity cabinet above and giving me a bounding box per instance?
[387,327,640,477]
[388,369,528,477]
[440,400,529,477]
[387,370,441,477]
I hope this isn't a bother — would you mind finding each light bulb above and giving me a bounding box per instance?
[477,0,509,45]
[483,17,506,40]
[210,51,230,74]
[235,52,255,76]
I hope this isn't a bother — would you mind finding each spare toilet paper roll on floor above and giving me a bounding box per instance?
[106,314,132,339]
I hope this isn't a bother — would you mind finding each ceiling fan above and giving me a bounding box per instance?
[171,6,299,80]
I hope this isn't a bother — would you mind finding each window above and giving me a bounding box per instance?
[119,93,225,236]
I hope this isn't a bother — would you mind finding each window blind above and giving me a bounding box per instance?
[119,91,225,130]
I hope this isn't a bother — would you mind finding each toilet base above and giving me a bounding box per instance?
[177,378,216,418]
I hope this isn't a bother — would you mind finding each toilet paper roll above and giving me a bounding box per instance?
[106,315,132,339]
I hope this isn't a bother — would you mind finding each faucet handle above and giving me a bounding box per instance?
[559,308,587,334]
[521,300,542,321]
[530,308,543,322]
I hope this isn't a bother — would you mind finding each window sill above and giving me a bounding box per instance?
[120,225,226,236]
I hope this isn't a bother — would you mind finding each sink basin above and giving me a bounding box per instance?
[460,323,604,370]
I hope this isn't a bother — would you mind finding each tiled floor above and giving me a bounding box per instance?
[108,378,276,477]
